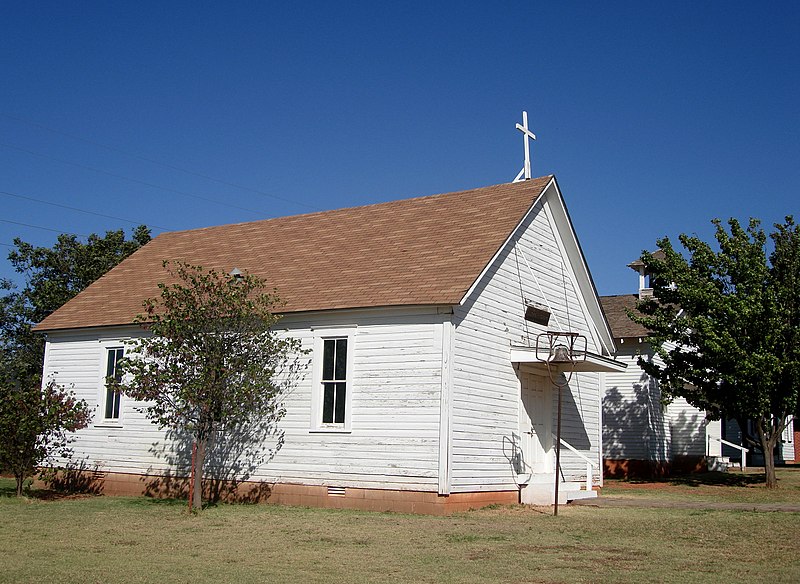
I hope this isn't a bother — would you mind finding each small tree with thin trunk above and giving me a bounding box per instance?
[0,377,91,496]
[112,261,300,510]
[632,217,799,488]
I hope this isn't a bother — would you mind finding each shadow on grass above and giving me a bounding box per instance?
[126,496,187,508]
[668,471,766,488]
[0,479,18,498]
[0,482,100,501]
[621,471,765,488]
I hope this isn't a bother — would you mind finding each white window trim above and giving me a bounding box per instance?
[784,417,794,444]
[309,326,356,433]
[95,341,126,428]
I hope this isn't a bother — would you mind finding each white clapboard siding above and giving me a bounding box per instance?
[649,339,708,459]
[450,195,603,492]
[667,397,708,457]
[553,371,602,484]
[781,418,795,461]
[603,342,670,463]
[42,308,448,492]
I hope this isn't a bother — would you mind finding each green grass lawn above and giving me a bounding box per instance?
[1,472,799,584]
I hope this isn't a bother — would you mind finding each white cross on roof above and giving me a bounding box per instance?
[513,111,536,182]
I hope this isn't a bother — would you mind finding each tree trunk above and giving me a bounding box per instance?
[759,425,778,489]
[192,438,205,510]
[764,448,777,488]
[15,472,24,497]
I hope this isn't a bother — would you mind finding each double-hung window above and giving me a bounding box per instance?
[311,327,354,431]
[321,338,348,424]
[104,347,124,420]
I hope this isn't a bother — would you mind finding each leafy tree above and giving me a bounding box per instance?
[0,376,91,496]
[633,217,799,488]
[1,226,152,388]
[112,261,301,510]
[1,227,150,489]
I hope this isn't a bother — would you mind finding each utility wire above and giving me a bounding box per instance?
[0,190,173,232]
[0,142,270,217]
[1,112,315,210]
[0,218,88,237]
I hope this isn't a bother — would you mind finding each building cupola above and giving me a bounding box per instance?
[626,250,665,299]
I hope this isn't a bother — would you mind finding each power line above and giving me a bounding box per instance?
[0,141,271,217]
[0,218,88,237]
[0,190,173,232]
[0,112,315,210]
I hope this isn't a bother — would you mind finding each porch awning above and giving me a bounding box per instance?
[510,345,627,373]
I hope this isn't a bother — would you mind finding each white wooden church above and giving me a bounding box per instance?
[36,119,626,513]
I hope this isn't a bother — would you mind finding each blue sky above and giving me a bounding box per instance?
[1,2,798,295]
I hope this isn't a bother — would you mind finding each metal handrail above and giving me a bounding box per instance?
[707,435,749,471]
[553,434,599,467]
[552,433,597,492]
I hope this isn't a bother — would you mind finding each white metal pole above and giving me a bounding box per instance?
[554,383,562,516]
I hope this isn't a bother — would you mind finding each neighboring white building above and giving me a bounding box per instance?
[600,259,794,477]
[36,176,625,513]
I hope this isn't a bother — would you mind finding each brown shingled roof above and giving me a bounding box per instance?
[627,249,666,269]
[599,294,651,339]
[36,177,553,332]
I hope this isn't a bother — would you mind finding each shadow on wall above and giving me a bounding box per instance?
[603,370,667,461]
[141,416,284,504]
[40,457,105,494]
[502,432,529,483]
[559,380,591,450]
[669,408,707,457]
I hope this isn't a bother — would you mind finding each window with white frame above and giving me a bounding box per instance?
[784,419,794,444]
[104,347,124,420]
[321,338,348,424]
[311,328,354,431]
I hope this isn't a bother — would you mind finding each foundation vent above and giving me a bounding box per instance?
[327,486,346,497]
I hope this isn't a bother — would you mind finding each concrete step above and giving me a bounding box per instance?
[558,491,597,504]
[707,456,730,472]
[522,481,597,505]
[558,483,597,505]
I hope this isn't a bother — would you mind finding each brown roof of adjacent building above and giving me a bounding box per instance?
[36,176,554,332]
[599,294,651,339]
[627,249,665,269]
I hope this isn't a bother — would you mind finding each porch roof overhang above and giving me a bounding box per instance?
[510,345,627,373]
